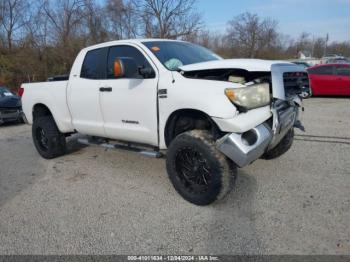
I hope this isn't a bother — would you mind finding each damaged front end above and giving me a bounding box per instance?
[216,96,302,167]
[182,63,311,167]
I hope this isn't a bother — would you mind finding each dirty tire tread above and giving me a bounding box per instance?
[262,129,294,160]
[32,116,66,159]
[166,130,237,206]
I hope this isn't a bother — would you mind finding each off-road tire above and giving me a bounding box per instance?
[166,130,237,206]
[262,129,294,160]
[32,116,66,159]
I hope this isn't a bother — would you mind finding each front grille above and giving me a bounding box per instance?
[283,72,310,98]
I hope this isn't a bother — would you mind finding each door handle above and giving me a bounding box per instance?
[99,87,112,92]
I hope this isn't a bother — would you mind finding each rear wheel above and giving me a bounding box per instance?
[32,116,66,159]
[166,130,236,205]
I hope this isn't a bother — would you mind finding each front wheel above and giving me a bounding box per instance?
[166,130,237,206]
[32,116,66,159]
[262,129,294,160]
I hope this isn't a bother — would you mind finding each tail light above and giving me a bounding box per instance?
[18,87,24,97]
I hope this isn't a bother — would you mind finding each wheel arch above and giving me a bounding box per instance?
[31,103,67,133]
[32,103,53,120]
[164,108,223,147]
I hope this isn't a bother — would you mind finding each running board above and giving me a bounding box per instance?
[77,138,163,158]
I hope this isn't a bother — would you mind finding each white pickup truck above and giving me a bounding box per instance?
[21,39,310,205]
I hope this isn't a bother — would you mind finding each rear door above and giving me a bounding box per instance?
[67,48,108,136]
[99,44,159,146]
[309,65,336,95]
[335,65,350,95]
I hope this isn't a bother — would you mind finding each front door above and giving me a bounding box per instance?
[310,65,336,95]
[99,44,159,146]
[335,65,350,95]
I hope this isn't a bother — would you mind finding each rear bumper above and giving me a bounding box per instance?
[217,105,297,167]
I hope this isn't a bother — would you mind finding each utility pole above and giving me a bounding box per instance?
[324,33,329,57]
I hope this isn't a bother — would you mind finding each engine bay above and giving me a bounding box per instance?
[181,68,271,85]
[181,68,310,99]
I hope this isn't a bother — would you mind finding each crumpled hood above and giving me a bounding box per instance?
[179,59,296,72]
[0,96,21,108]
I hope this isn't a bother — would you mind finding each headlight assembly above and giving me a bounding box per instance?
[225,83,271,110]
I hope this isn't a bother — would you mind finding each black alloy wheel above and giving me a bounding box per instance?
[166,130,237,205]
[32,116,66,159]
[175,147,212,194]
[35,127,49,151]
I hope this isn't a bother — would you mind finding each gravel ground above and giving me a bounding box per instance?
[0,98,349,255]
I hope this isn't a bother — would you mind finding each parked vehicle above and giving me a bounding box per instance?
[326,58,350,64]
[322,55,350,64]
[0,87,24,125]
[291,61,312,69]
[20,39,310,205]
[308,64,350,96]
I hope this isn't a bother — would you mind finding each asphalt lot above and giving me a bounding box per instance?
[0,98,349,255]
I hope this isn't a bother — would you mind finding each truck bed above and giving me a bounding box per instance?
[21,80,74,133]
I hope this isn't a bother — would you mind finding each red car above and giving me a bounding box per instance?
[308,64,350,96]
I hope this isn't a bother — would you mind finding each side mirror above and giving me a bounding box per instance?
[113,57,138,78]
[138,67,155,78]
[113,58,125,78]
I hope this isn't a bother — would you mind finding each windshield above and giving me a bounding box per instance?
[143,41,221,71]
[0,87,14,98]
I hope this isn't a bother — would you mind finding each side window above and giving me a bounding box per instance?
[309,66,334,75]
[81,48,105,79]
[107,45,154,79]
[336,66,350,76]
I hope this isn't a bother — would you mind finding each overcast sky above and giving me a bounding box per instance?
[198,0,350,42]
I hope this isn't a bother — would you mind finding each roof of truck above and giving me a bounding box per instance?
[84,38,184,50]
[83,39,301,72]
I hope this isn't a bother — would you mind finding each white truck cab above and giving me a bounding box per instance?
[21,39,310,205]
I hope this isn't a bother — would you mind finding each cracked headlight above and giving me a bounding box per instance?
[225,83,271,110]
